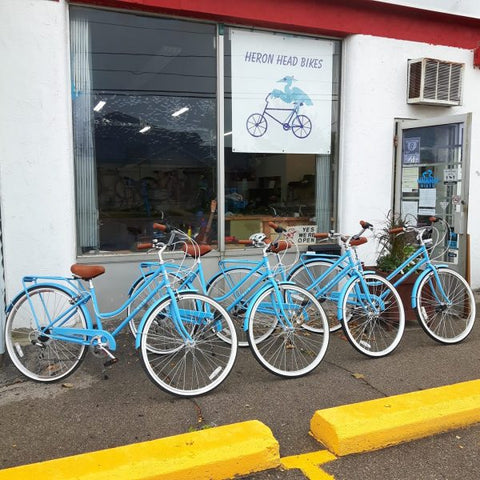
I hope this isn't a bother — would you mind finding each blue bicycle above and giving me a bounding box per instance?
[380,217,476,344]
[289,217,476,351]
[4,234,237,397]
[128,224,330,378]
[287,221,406,357]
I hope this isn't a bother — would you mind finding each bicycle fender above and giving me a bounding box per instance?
[242,282,277,331]
[242,281,296,331]
[411,265,449,308]
[127,274,151,296]
[336,275,362,322]
[134,288,198,348]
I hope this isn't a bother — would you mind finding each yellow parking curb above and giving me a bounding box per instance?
[310,379,480,456]
[0,420,280,480]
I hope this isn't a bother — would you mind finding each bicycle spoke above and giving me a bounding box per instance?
[341,274,405,357]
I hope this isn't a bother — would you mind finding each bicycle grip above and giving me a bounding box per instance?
[153,223,167,231]
[268,240,291,253]
[314,233,329,239]
[350,236,368,247]
[136,242,153,250]
[238,239,253,245]
[429,216,441,223]
[389,227,404,234]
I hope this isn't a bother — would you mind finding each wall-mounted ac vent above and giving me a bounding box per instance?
[407,58,464,106]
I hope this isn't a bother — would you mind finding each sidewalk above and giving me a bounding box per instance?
[0,294,479,479]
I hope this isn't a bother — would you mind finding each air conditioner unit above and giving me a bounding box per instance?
[407,58,464,106]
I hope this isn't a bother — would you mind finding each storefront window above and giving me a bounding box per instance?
[70,7,217,253]
[70,7,340,254]
[223,28,340,246]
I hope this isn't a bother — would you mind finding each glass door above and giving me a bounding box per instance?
[395,113,472,277]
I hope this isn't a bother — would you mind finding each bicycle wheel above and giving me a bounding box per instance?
[246,113,267,137]
[288,259,345,333]
[340,274,405,357]
[415,268,476,344]
[291,114,312,138]
[206,267,265,347]
[5,285,88,382]
[247,284,329,377]
[139,292,237,397]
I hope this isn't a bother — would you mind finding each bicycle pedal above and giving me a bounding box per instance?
[103,357,119,368]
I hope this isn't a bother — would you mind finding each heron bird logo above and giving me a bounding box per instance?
[246,75,313,139]
[270,75,313,106]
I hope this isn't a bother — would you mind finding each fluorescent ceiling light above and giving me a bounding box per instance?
[139,126,151,133]
[172,107,189,117]
[93,100,106,112]
[224,131,232,136]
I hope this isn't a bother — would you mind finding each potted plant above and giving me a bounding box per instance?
[375,210,418,320]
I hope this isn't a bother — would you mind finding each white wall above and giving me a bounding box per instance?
[0,0,76,300]
[339,34,480,288]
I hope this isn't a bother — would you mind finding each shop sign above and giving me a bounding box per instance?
[403,137,421,164]
[443,168,458,185]
[231,29,333,154]
[287,225,317,245]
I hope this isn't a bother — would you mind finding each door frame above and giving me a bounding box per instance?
[394,112,472,278]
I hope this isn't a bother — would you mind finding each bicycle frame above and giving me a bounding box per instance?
[135,242,300,332]
[383,243,449,309]
[130,220,305,330]
[214,256,298,331]
[262,98,300,128]
[17,254,199,352]
[295,248,385,321]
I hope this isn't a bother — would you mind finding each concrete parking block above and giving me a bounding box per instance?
[0,420,280,480]
[310,379,480,456]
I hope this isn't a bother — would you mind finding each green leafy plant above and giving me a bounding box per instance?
[375,210,417,274]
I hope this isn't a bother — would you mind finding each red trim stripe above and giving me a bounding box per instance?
[71,0,480,49]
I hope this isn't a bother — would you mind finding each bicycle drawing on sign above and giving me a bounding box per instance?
[246,75,313,139]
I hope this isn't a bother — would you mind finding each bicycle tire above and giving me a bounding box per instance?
[340,274,405,357]
[247,284,329,377]
[291,114,312,138]
[288,259,346,333]
[415,268,476,344]
[5,285,88,382]
[246,113,267,137]
[139,292,237,397]
[206,267,265,347]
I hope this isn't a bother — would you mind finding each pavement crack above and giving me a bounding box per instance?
[190,398,205,425]
[187,399,217,432]
[324,359,388,397]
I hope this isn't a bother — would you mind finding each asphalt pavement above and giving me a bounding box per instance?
[1,294,480,479]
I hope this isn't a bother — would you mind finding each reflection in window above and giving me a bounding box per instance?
[70,7,216,253]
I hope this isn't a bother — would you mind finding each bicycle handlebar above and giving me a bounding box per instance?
[268,221,287,234]
[389,216,442,235]
[137,242,153,250]
[314,220,372,247]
